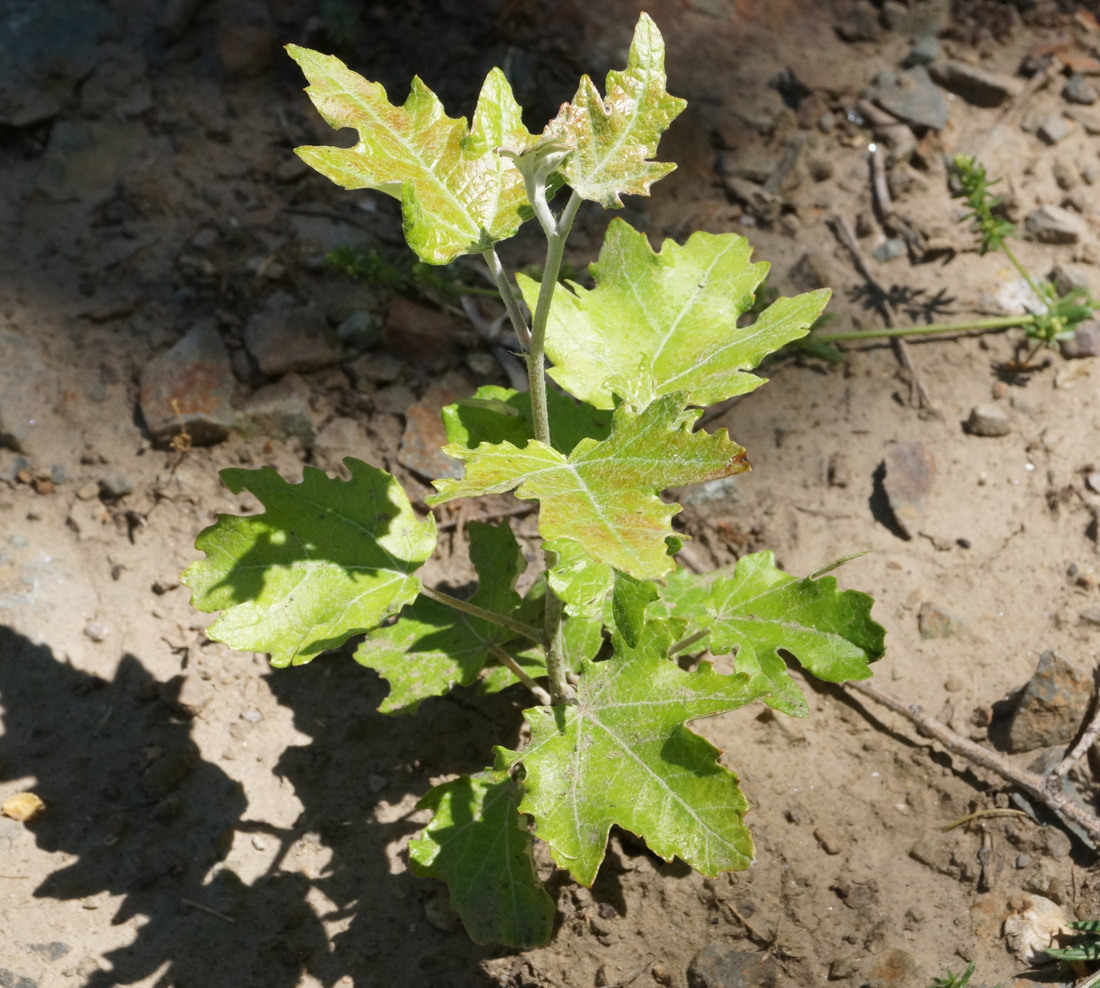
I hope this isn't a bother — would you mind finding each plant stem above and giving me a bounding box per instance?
[525,187,583,705]
[1001,241,1048,310]
[527,189,582,448]
[482,247,532,349]
[488,642,552,706]
[668,629,710,657]
[815,314,1033,343]
[420,586,546,647]
[542,587,572,705]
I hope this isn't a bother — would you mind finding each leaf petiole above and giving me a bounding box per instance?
[668,629,710,657]
[419,585,547,647]
[482,248,532,350]
[488,642,552,705]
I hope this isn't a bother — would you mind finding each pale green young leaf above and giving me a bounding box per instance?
[545,538,613,617]
[442,385,611,456]
[354,522,525,713]
[517,219,831,411]
[410,770,554,948]
[287,46,534,264]
[182,459,435,667]
[543,13,686,207]
[428,395,748,581]
[703,551,885,714]
[499,621,771,886]
[612,569,659,648]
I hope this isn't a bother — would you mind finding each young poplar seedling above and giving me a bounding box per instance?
[182,14,885,948]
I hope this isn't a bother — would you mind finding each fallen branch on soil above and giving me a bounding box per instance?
[845,678,1100,848]
[826,214,936,413]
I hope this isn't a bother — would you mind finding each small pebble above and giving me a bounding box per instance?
[83,621,109,642]
[944,675,965,692]
[966,405,1012,437]
[872,237,907,262]
[2,792,45,821]
[1016,853,1031,869]
[240,708,263,723]
[98,471,134,498]
[1064,74,1099,105]
[1086,473,1100,494]
[76,482,100,500]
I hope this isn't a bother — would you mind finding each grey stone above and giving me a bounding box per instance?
[352,352,406,387]
[882,0,951,37]
[1066,105,1100,134]
[883,440,936,538]
[371,384,417,415]
[903,36,941,67]
[1061,323,1100,359]
[34,121,145,209]
[1052,159,1079,191]
[236,374,316,449]
[929,60,1023,107]
[873,237,907,262]
[0,969,38,988]
[1024,205,1086,244]
[1051,263,1093,295]
[0,0,112,126]
[98,471,134,499]
[1064,74,1099,106]
[335,310,382,350]
[0,329,53,454]
[918,601,962,638]
[687,943,778,988]
[1007,650,1092,752]
[26,942,70,963]
[834,4,881,43]
[722,177,785,226]
[867,65,948,130]
[966,405,1012,437]
[139,321,236,446]
[243,306,342,377]
[1037,113,1072,144]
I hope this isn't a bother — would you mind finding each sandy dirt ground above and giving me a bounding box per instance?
[5,1,1100,986]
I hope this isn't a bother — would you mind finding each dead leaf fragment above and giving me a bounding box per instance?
[2,792,45,822]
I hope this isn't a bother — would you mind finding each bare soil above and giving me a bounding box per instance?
[4,2,1100,987]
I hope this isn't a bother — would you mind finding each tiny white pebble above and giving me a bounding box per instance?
[1025,463,1035,471]
[871,771,880,778]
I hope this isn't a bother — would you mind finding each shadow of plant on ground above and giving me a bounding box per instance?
[0,627,535,987]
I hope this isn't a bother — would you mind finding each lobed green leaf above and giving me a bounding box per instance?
[428,394,748,581]
[287,46,534,264]
[500,621,771,886]
[354,522,525,713]
[410,770,554,947]
[702,551,885,715]
[544,13,686,207]
[442,385,611,456]
[518,219,830,411]
[181,459,435,667]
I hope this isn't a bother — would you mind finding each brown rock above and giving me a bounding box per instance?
[918,601,962,639]
[139,322,236,446]
[384,297,458,361]
[399,386,461,481]
[883,440,936,538]
[1007,651,1092,752]
[687,943,778,988]
[243,306,342,377]
[864,949,920,988]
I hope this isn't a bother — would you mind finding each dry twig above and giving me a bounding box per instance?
[845,678,1100,847]
[827,214,937,413]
